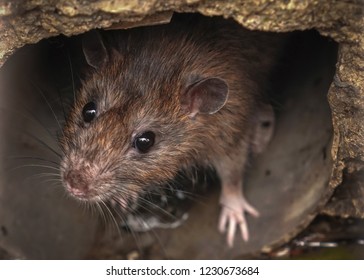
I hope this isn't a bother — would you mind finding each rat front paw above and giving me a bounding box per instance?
[218,198,259,247]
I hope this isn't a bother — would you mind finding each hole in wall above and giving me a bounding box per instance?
[0,13,338,259]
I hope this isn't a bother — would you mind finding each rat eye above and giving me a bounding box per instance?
[82,101,97,123]
[133,131,155,153]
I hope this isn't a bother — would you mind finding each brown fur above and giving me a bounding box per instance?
[60,13,285,244]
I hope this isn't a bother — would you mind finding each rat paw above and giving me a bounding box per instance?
[218,197,259,247]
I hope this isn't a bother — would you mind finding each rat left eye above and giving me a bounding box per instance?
[82,101,97,123]
[133,131,155,153]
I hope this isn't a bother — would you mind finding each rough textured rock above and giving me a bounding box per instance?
[1,0,364,257]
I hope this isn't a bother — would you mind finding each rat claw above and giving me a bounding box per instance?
[227,216,237,247]
[218,208,228,233]
[244,200,260,218]
[240,219,249,242]
[219,206,248,247]
[219,196,259,246]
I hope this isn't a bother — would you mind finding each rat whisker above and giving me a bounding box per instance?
[23,131,62,158]
[94,201,108,226]
[133,194,178,222]
[0,106,60,144]
[27,80,66,141]
[109,196,145,255]
[157,179,204,201]
[67,49,76,103]
[7,156,60,166]
[42,178,63,184]
[9,164,60,173]
[100,199,121,235]
[25,172,61,180]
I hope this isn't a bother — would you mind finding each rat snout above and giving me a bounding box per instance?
[64,169,94,199]
[64,169,89,196]
[61,151,115,201]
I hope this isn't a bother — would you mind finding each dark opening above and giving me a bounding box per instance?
[0,13,338,259]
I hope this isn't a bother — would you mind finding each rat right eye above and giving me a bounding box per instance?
[133,131,155,153]
[82,101,97,123]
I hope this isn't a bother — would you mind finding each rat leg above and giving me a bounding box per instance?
[217,104,274,247]
[215,142,259,247]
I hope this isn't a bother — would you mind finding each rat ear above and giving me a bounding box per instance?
[181,77,229,118]
[82,30,108,69]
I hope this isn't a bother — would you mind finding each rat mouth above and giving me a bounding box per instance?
[64,179,140,210]
[65,184,105,201]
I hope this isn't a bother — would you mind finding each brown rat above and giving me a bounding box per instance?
[60,13,281,247]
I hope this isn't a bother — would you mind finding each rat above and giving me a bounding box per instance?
[60,13,281,247]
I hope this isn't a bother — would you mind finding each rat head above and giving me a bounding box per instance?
[60,30,228,208]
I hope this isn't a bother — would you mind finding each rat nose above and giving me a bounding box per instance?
[64,169,90,197]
